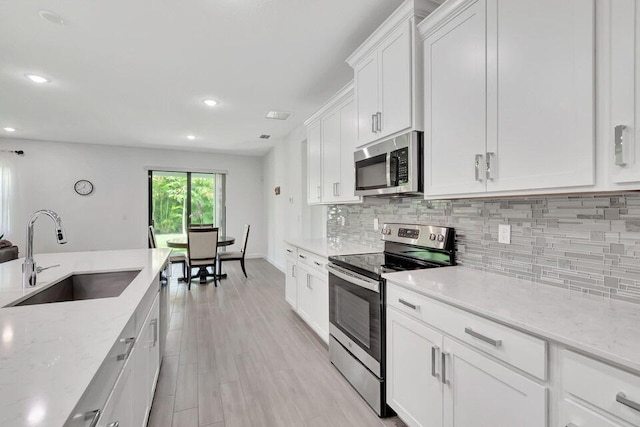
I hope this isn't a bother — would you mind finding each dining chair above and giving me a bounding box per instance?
[148,225,188,278]
[218,224,250,277]
[189,223,214,229]
[187,226,219,289]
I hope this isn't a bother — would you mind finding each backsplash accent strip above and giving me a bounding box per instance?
[327,193,640,305]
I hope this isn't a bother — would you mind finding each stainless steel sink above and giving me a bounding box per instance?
[7,270,142,307]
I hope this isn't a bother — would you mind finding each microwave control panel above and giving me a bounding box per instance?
[392,147,409,184]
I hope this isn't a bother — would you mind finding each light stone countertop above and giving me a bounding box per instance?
[0,248,171,427]
[284,238,379,258]
[383,266,640,375]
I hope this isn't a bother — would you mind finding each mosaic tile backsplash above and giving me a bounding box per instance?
[327,193,640,305]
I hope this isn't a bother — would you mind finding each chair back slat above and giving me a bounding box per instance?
[188,227,219,260]
[148,225,158,249]
[189,224,215,230]
[241,224,250,254]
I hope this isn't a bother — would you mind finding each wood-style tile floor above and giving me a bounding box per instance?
[148,258,408,427]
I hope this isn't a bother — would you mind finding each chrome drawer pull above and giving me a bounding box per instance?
[398,299,419,310]
[107,423,120,427]
[431,345,439,378]
[298,254,306,259]
[84,409,101,427]
[286,249,293,253]
[117,337,135,361]
[464,327,502,347]
[566,423,579,427]
[314,261,321,266]
[616,392,640,412]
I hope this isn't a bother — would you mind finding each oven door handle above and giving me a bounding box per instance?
[326,264,380,293]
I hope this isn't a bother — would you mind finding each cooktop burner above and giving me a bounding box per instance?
[329,251,450,281]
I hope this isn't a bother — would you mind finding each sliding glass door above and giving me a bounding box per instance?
[149,170,225,248]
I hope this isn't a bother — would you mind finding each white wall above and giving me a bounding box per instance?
[263,125,325,271]
[1,138,266,258]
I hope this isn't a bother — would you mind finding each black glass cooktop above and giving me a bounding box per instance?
[329,251,448,280]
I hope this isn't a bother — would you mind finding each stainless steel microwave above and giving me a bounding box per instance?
[354,131,423,197]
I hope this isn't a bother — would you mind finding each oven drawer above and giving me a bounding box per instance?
[561,349,640,426]
[284,243,297,259]
[386,283,547,380]
[298,250,327,275]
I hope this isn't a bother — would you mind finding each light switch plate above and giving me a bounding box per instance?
[498,224,511,244]
[373,218,379,230]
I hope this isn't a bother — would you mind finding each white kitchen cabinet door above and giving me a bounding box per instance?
[560,399,626,427]
[610,0,640,183]
[147,295,160,408]
[337,98,359,202]
[132,332,149,427]
[485,0,595,192]
[379,19,413,140]
[99,363,133,427]
[355,53,380,147]
[308,270,329,343]
[322,109,341,203]
[423,0,487,197]
[295,264,313,324]
[443,338,547,427]
[386,307,443,427]
[285,258,297,309]
[307,120,323,204]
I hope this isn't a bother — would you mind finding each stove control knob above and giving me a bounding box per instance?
[429,233,436,241]
[382,228,392,235]
[437,234,445,242]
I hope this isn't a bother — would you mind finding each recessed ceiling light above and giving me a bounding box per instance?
[25,74,50,84]
[203,99,218,107]
[187,135,195,140]
[3,127,16,132]
[38,10,65,25]
[265,111,291,120]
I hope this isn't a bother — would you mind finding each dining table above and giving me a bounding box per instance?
[167,235,235,283]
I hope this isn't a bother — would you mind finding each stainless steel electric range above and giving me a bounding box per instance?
[326,223,456,417]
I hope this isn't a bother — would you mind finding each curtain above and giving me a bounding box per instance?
[0,155,13,239]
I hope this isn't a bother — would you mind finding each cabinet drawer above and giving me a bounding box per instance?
[386,283,547,380]
[284,244,297,259]
[562,350,640,426]
[560,398,626,427]
[297,250,327,275]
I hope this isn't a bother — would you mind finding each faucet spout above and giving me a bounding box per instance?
[23,210,67,288]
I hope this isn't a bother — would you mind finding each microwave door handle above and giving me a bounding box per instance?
[389,155,399,187]
[386,153,392,187]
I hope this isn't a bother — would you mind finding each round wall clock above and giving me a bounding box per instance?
[74,179,94,196]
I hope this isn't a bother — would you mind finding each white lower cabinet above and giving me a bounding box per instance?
[99,363,134,427]
[285,258,297,308]
[387,307,443,427]
[560,399,626,427]
[387,284,547,427]
[295,261,329,343]
[442,338,546,427]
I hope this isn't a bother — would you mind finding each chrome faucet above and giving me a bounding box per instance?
[22,209,67,288]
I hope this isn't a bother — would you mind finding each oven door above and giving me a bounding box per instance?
[327,263,382,376]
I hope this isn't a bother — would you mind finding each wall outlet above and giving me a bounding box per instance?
[373,218,379,230]
[498,224,511,244]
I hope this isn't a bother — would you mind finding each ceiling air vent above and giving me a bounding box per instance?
[259,134,271,139]
[265,111,291,120]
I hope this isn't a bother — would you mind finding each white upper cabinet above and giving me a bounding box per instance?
[306,120,322,205]
[423,0,487,196]
[419,0,595,198]
[609,0,640,184]
[348,0,439,148]
[304,82,361,205]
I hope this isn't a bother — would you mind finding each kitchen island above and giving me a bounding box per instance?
[0,248,171,427]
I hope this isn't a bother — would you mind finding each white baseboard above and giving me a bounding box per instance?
[266,257,286,273]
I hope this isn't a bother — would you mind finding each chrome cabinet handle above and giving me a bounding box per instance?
[475,154,485,182]
[117,337,135,361]
[299,254,306,259]
[107,423,120,427]
[441,351,449,384]
[398,298,419,310]
[286,249,293,253]
[616,392,640,412]
[431,345,439,378]
[292,264,295,278]
[314,261,321,266]
[376,112,382,132]
[372,114,376,133]
[336,182,340,196]
[465,327,502,347]
[566,424,579,427]
[486,152,495,180]
[615,125,627,166]
[317,186,321,199]
[307,274,311,289]
[84,409,101,427]
[151,318,158,347]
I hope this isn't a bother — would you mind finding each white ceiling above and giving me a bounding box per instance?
[0,0,405,155]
